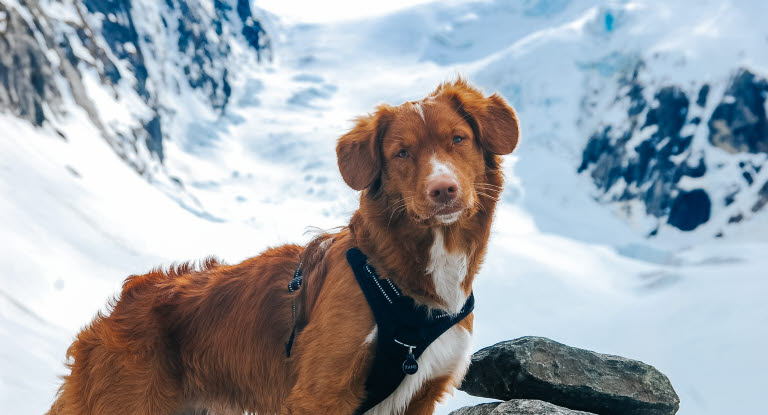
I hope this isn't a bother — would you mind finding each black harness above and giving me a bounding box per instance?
[285,248,474,414]
[347,247,475,413]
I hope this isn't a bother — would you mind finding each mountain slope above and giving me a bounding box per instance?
[0,0,269,178]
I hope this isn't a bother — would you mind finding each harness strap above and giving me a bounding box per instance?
[346,248,474,414]
[285,263,303,358]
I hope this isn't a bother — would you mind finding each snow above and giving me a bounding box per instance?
[2,1,767,414]
[254,0,441,23]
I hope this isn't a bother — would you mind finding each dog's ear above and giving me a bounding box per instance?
[441,80,520,155]
[336,105,394,191]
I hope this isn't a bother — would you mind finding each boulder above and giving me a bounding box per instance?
[459,337,679,415]
[450,402,500,415]
[451,400,595,415]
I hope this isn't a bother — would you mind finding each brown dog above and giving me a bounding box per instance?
[48,79,519,415]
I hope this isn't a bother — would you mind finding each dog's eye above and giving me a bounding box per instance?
[397,149,410,158]
[453,136,464,144]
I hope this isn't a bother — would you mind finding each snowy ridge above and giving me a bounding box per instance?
[0,0,270,209]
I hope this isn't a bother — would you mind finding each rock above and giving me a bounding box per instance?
[643,86,690,148]
[0,2,61,126]
[578,65,768,232]
[450,402,500,415]
[460,337,680,415]
[667,189,711,231]
[708,69,768,154]
[752,180,768,213]
[493,400,595,414]
[696,84,710,107]
[578,70,709,232]
[1,0,270,168]
[451,400,595,415]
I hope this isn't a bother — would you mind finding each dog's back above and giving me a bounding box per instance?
[49,244,305,415]
[49,79,519,415]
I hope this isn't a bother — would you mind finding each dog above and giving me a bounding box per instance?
[48,79,519,415]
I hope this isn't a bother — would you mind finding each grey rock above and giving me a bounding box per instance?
[1,0,270,167]
[0,2,61,126]
[578,65,768,232]
[450,400,595,415]
[752,180,768,213]
[708,69,768,154]
[578,64,710,232]
[449,402,500,415]
[495,400,594,414]
[460,337,679,415]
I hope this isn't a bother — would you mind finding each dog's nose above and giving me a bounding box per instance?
[427,176,458,204]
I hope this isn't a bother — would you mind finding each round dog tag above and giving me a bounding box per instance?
[402,353,418,375]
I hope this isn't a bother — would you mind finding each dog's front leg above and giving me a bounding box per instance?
[402,375,454,415]
[280,328,373,414]
[280,276,375,414]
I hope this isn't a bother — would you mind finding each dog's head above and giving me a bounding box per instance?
[337,79,519,226]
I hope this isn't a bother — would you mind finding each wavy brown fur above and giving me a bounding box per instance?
[48,79,519,415]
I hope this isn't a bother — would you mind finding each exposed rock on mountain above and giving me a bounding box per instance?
[459,337,679,415]
[579,67,768,234]
[0,0,270,171]
[0,2,63,126]
[708,70,768,154]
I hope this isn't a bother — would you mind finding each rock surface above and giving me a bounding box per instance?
[451,400,595,415]
[0,2,62,126]
[0,0,270,167]
[708,69,768,154]
[460,337,679,415]
[579,65,768,234]
[450,402,501,415]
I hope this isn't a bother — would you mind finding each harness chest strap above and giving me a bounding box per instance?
[346,248,474,414]
[283,248,474,414]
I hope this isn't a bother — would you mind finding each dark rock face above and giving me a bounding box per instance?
[0,0,270,167]
[753,180,768,213]
[235,0,270,53]
[708,69,768,154]
[82,0,149,98]
[667,189,710,231]
[579,66,768,233]
[451,400,596,415]
[0,3,61,126]
[174,0,242,111]
[460,337,680,415]
[696,84,709,107]
[579,74,699,227]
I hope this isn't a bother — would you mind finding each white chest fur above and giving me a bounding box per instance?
[426,229,469,314]
[365,325,472,415]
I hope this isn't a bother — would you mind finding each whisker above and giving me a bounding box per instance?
[474,183,503,190]
[475,188,502,194]
[475,191,500,202]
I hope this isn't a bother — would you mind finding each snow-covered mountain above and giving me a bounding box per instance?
[1,1,767,414]
[1,0,270,209]
[416,0,768,237]
[579,66,768,235]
